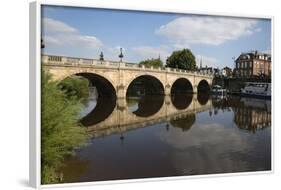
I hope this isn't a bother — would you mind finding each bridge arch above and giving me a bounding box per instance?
[197,79,211,106]
[74,72,117,98]
[56,72,118,126]
[197,79,211,94]
[171,78,193,94]
[126,74,165,96]
[125,74,165,117]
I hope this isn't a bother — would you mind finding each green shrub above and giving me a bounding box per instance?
[41,71,89,184]
[59,76,89,100]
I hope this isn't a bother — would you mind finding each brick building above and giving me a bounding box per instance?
[235,51,271,78]
[222,66,232,77]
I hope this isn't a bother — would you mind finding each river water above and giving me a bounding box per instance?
[59,93,271,183]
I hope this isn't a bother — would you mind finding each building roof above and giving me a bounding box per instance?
[235,50,271,62]
[223,66,232,70]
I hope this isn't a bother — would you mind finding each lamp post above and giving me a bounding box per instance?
[41,38,45,49]
[99,51,104,61]
[119,48,124,62]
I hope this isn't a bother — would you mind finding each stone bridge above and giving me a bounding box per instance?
[82,95,212,138]
[42,55,214,98]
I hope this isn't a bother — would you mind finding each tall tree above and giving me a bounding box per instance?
[166,49,196,70]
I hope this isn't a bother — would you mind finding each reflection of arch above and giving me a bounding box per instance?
[197,79,210,93]
[126,75,164,96]
[170,113,196,132]
[128,95,164,117]
[67,73,117,127]
[197,93,209,105]
[171,78,193,94]
[171,94,193,110]
[80,97,116,126]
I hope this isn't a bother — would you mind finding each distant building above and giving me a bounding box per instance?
[222,66,232,77]
[198,66,213,74]
[235,51,271,78]
[197,57,216,75]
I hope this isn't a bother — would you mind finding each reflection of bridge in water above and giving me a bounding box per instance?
[83,94,212,138]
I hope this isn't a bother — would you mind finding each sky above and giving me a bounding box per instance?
[41,5,271,69]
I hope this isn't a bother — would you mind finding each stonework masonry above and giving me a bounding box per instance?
[42,54,214,98]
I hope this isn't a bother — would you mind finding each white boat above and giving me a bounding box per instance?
[211,85,227,96]
[240,82,271,99]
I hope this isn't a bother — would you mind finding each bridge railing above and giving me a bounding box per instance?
[42,54,214,77]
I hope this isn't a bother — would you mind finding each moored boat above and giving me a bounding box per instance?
[240,82,271,99]
[211,85,227,96]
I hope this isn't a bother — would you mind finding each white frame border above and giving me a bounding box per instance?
[29,0,274,189]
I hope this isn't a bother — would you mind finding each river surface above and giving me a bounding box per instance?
[59,93,271,183]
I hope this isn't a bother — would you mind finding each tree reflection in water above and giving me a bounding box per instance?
[170,114,196,132]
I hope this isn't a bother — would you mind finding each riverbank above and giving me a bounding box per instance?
[213,77,271,94]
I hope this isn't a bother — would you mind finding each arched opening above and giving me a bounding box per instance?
[69,73,116,127]
[197,80,210,105]
[171,78,193,94]
[197,80,210,94]
[76,73,116,98]
[171,78,193,110]
[126,75,164,117]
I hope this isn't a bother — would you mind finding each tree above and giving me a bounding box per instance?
[139,58,163,67]
[41,71,89,184]
[166,49,196,70]
[59,76,89,100]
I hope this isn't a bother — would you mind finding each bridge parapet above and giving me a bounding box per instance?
[42,54,214,77]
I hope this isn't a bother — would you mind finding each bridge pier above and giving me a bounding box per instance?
[164,84,171,96]
[193,85,198,94]
[116,85,126,99]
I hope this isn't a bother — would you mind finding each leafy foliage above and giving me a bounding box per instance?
[58,76,89,100]
[166,49,196,70]
[139,58,163,67]
[41,71,89,184]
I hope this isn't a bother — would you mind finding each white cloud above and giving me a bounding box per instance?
[43,18,77,33]
[157,122,269,174]
[155,16,259,46]
[196,54,219,68]
[132,46,170,61]
[42,18,103,49]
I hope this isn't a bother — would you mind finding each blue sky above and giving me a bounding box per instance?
[41,5,271,69]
